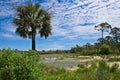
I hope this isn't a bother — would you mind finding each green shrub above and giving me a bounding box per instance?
[95,61,110,80]
[110,63,119,72]
[0,49,42,80]
[90,62,97,70]
[99,44,110,55]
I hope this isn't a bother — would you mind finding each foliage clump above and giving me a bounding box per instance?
[99,44,110,55]
[0,49,42,80]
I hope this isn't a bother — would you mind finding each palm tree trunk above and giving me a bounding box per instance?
[32,35,36,50]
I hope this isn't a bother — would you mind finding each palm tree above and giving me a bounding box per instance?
[13,3,52,50]
[95,22,111,45]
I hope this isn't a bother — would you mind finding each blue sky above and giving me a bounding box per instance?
[0,0,120,51]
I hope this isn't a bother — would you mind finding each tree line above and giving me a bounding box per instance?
[70,22,120,55]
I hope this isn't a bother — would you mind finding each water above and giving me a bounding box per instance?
[43,57,80,68]
[43,57,91,69]
[44,57,61,62]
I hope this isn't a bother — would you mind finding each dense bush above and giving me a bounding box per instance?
[0,49,42,80]
[81,50,98,55]
[70,45,83,53]
[99,44,110,55]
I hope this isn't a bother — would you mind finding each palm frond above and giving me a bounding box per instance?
[39,22,52,39]
[13,3,52,39]
[16,27,28,38]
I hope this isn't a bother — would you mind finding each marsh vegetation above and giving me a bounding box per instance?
[1,49,120,80]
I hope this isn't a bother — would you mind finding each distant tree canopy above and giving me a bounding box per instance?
[13,3,52,50]
[110,27,120,43]
[69,22,120,55]
[95,22,112,45]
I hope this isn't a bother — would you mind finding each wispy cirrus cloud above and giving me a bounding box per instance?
[0,33,14,38]
[0,32,19,39]
[1,0,120,40]
[44,0,120,40]
[0,22,16,33]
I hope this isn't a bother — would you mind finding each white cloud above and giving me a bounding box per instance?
[72,26,97,35]
[42,0,120,40]
[0,32,24,40]
[1,23,16,33]
[0,3,15,17]
[0,33,15,39]
[39,44,64,51]
[1,0,120,41]
[4,26,16,33]
[0,33,12,38]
